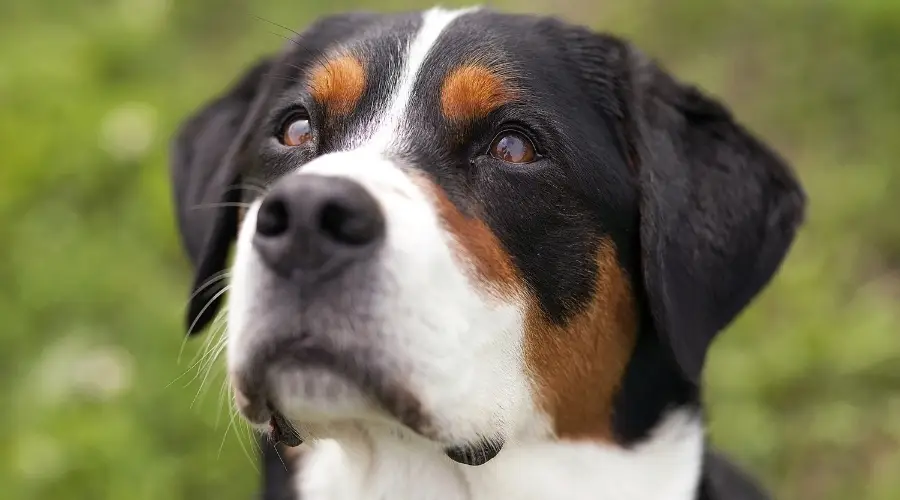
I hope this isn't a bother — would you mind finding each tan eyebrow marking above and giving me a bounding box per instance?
[308,55,367,116]
[440,64,516,122]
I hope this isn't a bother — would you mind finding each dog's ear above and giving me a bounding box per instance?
[620,47,806,384]
[170,56,275,335]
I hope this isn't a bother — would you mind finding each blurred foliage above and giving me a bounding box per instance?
[1,0,898,499]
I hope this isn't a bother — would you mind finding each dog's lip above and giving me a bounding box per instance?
[235,336,436,440]
[234,387,303,446]
[233,385,269,423]
[233,341,505,463]
[268,403,303,447]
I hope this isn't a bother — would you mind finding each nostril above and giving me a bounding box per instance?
[319,200,383,246]
[257,197,290,237]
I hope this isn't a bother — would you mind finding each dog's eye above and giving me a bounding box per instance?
[280,114,312,147]
[488,131,536,164]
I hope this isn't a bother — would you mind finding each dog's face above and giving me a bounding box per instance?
[171,8,805,464]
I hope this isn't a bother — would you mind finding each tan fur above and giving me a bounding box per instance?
[309,55,366,116]
[440,65,516,122]
[524,239,638,440]
[417,175,519,301]
[421,175,637,439]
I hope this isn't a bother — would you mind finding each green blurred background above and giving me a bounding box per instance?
[1,0,898,498]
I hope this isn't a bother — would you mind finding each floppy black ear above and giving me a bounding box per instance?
[170,56,274,335]
[624,49,806,384]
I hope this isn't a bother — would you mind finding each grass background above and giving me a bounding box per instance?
[1,0,898,498]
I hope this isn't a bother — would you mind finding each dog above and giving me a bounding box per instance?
[170,7,805,500]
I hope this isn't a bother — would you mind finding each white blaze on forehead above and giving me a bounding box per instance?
[363,6,477,152]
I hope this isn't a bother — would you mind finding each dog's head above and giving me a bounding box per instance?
[171,8,804,465]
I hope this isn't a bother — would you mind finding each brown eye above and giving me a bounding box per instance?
[489,131,536,164]
[281,117,312,147]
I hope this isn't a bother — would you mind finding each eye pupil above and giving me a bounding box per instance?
[489,132,536,164]
[497,136,523,162]
[282,118,312,147]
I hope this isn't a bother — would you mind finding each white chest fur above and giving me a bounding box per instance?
[294,411,705,500]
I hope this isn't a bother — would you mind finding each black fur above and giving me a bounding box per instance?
[170,56,272,334]
[170,9,805,500]
[699,450,771,500]
[261,438,299,500]
[628,53,806,386]
[171,57,273,270]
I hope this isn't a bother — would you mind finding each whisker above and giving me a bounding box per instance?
[253,15,305,40]
[247,423,263,455]
[189,202,253,211]
[217,415,232,460]
[186,271,231,305]
[264,74,305,85]
[189,183,265,215]
[197,335,228,385]
[224,182,267,196]
[186,285,231,338]
[176,272,231,365]
[272,443,289,472]
[191,354,222,409]
[173,309,227,395]
[281,62,303,72]
[167,319,224,390]
[260,29,303,49]
[281,62,307,74]
[167,352,213,390]
[229,409,260,472]
[197,330,226,376]
[184,309,228,380]
[215,376,231,431]
[192,327,229,408]
[245,420,264,465]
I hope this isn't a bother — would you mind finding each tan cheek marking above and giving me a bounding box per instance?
[414,175,520,300]
[524,239,638,441]
[441,65,516,122]
[413,176,636,439]
[308,55,366,116]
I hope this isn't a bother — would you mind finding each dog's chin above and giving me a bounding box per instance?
[232,362,385,424]
[233,366,506,466]
[266,372,505,466]
[268,367,383,425]
[232,365,387,448]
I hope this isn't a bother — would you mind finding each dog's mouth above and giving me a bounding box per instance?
[233,334,435,436]
[231,336,505,465]
[268,404,303,447]
[232,385,303,446]
[239,383,504,465]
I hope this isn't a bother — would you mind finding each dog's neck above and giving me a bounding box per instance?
[293,409,705,500]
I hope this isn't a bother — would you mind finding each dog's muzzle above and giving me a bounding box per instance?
[228,164,506,465]
[234,172,389,445]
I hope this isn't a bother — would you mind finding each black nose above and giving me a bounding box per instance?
[253,174,385,279]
